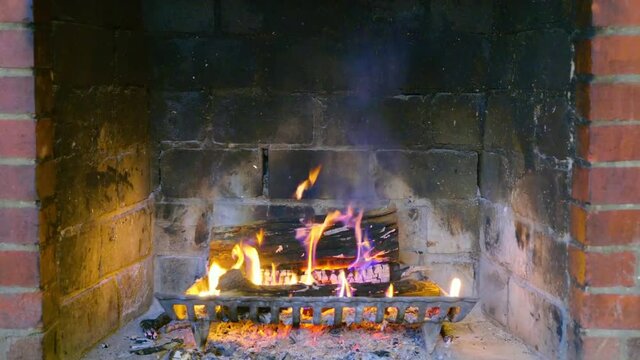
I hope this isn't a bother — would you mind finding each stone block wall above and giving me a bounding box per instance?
[149,0,490,297]
[477,0,576,359]
[33,0,153,359]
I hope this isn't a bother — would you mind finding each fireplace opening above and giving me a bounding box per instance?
[1,0,639,359]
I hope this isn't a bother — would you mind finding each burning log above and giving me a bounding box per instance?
[208,207,399,271]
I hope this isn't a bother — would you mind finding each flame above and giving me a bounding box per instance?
[348,210,387,271]
[449,278,461,297]
[294,165,322,200]
[337,270,353,297]
[206,262,227,296]
[298,210,343,285]
[256,229,265,246]
[385,283,394,298]
[231,243,262,285]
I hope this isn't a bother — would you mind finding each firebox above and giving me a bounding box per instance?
[1,0,639,359]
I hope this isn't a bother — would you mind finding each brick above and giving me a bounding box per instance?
[150,90,211,141]
[53,23,113,87]
[0,77,35,113]
[0,165,35,200]
[578,36,640,75]
[592,0,640,26]
[578,125,640,162]
[572,290,640,329]
[375,150,478,200]
[0,30,33,68]
[0,207,38,244]
[571,248,636,287]
[7,333,43,360]
[269,150,373,200]
[142,0,214,32]
[576,207,640,246]
[0,292,42,329]
[578,83,640,121]
[0,120,35,157]
[160,149,262,199]
[0,250,38,286]
[507,281,564,359]
[58,279,119,359]
[580,337,621,360]
[0,0,32,22]
[627,338,640,359]
[155,256,205,294]
[573,166,640,204]
[117,146,150,207]
[211,94,315,145]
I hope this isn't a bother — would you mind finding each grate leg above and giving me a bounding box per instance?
[421,322,442,355]
[191,319,210,349]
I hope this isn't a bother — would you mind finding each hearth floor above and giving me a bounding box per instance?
[83,301,541,360]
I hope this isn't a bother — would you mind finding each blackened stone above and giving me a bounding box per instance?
[53,0,143,29]
[155,256,205,294]
[142,0,214,33]
[53,23,113,87]
[160,149,262,198]
[430,0,494,33]
[429,94,483,147]
[57,225,103,295]
[530,232,568,298]
[150,91,211,141]
[507,281,565,359]
[115,31,148,86]
[487,34,516,89]
[484,92,535,163]
[401,32,489,92]
[220,0,264,34]
[479,151,525,203]
[376,96,430,148]
[535,96,572,159]
[111,87,149,150]
[263,38,349,92]
[319,96,374,147]
[512,30,572,90]
[149,38,257,90]
[479,256,509,327]
[375,150,478,200]
[510,167,570,233]
[155,202,212,256]
[426,199,479,253]
[211,94,315,144]
[494,0,572,32]
[211,201,315,226]
[117,145,150,207]
[268,150,373,200]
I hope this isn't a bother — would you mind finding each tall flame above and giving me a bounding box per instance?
[206,262,227,296]
[231,242,262,285]
[337,270,353,297]
[294,165,322,200]
[298,210,343,285]
[449,278,461,297]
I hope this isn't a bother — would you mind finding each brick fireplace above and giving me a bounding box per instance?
[0,0,638,359]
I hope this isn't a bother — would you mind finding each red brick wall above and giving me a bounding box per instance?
[0,0,44,358]
[571,1,640,358]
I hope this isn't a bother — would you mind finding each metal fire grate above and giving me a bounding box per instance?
[155,293,478,353]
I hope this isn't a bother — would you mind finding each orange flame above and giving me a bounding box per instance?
[231,243,262,285]
[385,283,394,298]
[337,270,353,297]
[256,229,265,246]
[294,165,322,200]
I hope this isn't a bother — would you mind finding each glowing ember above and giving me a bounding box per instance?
[449,278,461,297]
[294,165,322,200]
[337,270,353,297]
[385,283,394,298]
[256,228,265,246]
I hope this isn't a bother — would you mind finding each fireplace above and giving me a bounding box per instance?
[1,0,639,359]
